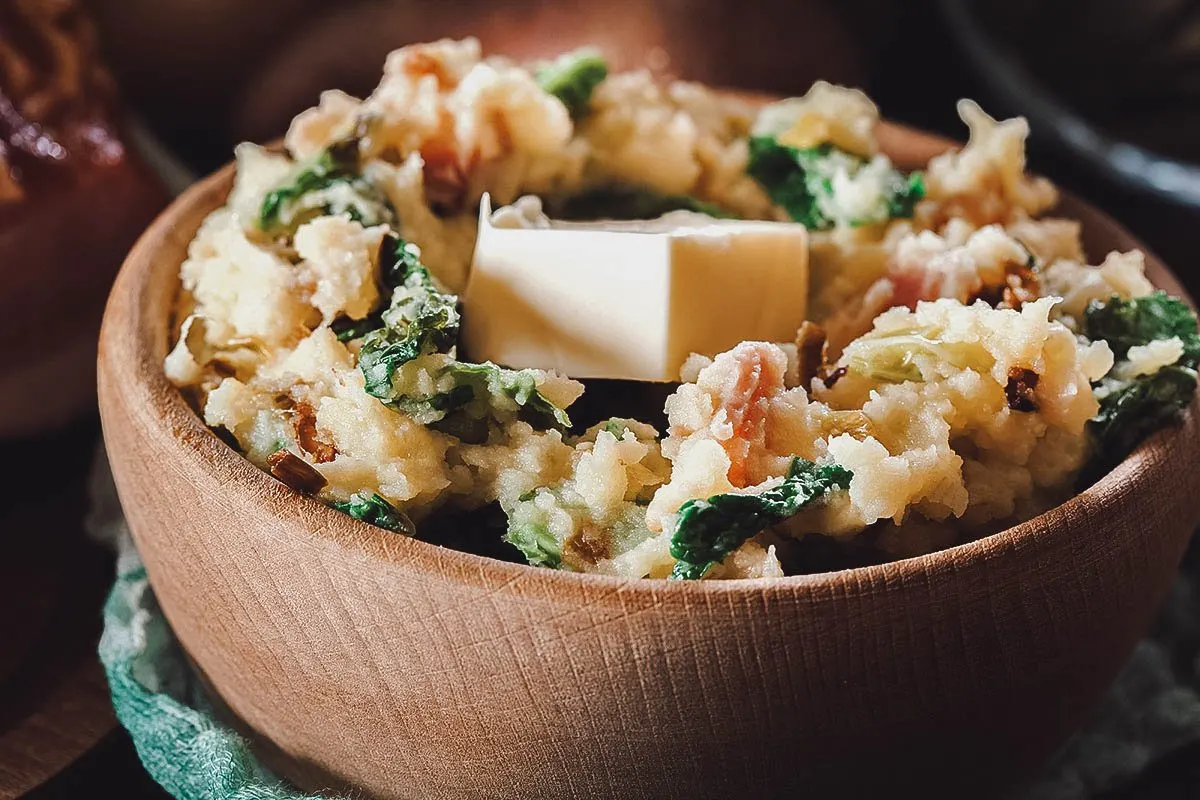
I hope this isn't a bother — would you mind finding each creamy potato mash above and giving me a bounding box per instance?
[166,39,1199,580]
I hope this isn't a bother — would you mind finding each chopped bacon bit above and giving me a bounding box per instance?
[568,525,609,565]
[293,400,337,464]
[420,110,467,214]
[818,365,848,389]
[210,359,236,379]
[976,255,1041,310]
[1004,367,1040,412]
[399,51,455,87]
[720,344,786,487]
[423,157,466,212]
[794,321,828,388]
[267,449,328,494]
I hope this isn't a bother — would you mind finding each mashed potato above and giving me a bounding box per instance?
[166,39,1194,581]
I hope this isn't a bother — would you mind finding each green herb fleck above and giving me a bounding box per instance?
[358,233,461,397]
[503,519,562,569]
[747,138,923,230]
[602,420,630,438]
[356,235,571,442]
[257,138,394,237]
[536,50,608,120]
[669,458,852,580]
[331,492,415,535]
[1083,292,1200,469]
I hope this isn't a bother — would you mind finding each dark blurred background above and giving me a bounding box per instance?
[84,0,1200,291]
[9,0,1200,796]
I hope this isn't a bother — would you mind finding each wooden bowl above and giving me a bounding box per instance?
[98,120,1200,799]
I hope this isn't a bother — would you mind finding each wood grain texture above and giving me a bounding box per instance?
[97,121,1200,799]
[0,657,113,800]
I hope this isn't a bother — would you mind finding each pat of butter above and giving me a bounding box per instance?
[461,194,809,382]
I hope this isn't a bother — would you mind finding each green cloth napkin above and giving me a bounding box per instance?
[99,533,333,800]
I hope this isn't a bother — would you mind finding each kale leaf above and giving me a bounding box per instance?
[1083,292,1200,468]
[747,138,923,230]
[535,50,608,120]
[257,138,395,237]
[1090,366,1198,463]
[331,310,384,342]
[380,361,572,444]
[358,234,461,397]
[602,419,631,438]
[1083,291,1200,363]
[356,235,571,442]
[439,362,572,432]
[503,517,562,569]
[331,492,415,535]
[377,232,426,289]
[331,234,432,343]
[551,186,736,221]
[669,458,853,580]
[260,139,358,229]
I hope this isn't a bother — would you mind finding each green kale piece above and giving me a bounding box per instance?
[746,138,923,230]
[1083,292,1200,468]
[358,234,461,398]
[602,419,631,438]
[1090,366,1198,464]
[355,235,571,442]
[331,310,384,342]
[440,362,572,432]
[501,483,655,571]
[331,492,415,535]
[552,186,737,221]
[257,138,395,236]
[381,361,571,444]
[887,172,926,219]
[331,234,432,343]
[747,138,826,228]
[503,517,562,569]
[535,50,608,120]
[1083,291,1200,363]
[668,458,853,580]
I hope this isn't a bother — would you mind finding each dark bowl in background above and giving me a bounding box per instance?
[939,0,1200,210]
[933,0,1200,300]
[87,0,899,170]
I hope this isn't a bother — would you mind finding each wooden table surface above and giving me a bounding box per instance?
[0,420,118,800]
[5,0,1200,796]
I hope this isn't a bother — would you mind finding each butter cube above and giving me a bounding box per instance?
[461,195,809,382]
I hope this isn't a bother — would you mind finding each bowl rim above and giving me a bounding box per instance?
[100,116,1196,600]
